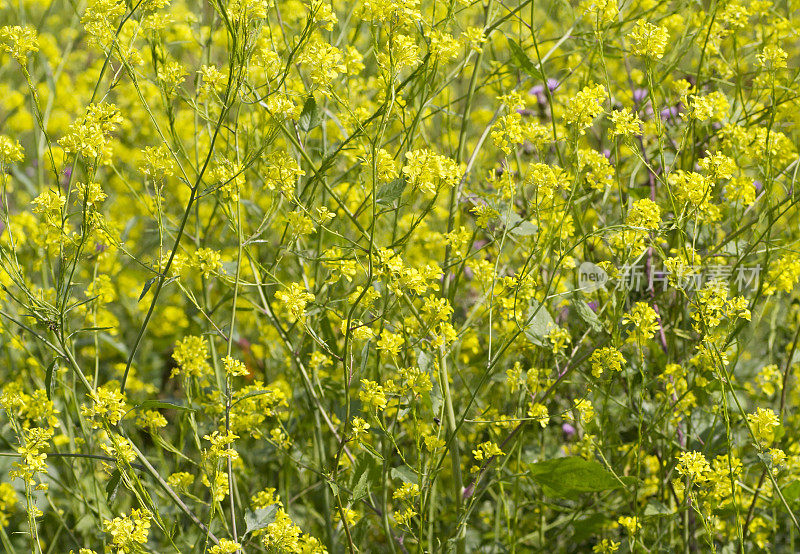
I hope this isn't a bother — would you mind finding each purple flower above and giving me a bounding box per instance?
[529,85,547,105]
[562,423,576,437]
[660,105,680,122]
[529,80,559,105]
[633,88,648,103]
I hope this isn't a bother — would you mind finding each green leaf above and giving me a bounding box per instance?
[106,469,122,503]
[528,457,632,498]
[328,480,339,496]
[570,513,613,542]
[45,359,58,401]
[510,220,538,236]
[524,300,555,346]
[503,211,538,237]
[133,400,194,413]
[232,389,278,406]
[507,38,543,80]
[644,500,674,517]
[417,349,442,416]
[782,480,800,504]
[298,96,321,132]
[351,469,370,502]
[390,465,418,485]
[349,455,380,501]
[138,277,157,302]
[574,299,603,333]
[376,178,406,205]
[245,504,279,535]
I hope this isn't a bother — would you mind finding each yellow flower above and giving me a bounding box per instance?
[617,515,641,534]
[747,407,779,446]
[563,84,606,133]
[275,282,315,321]
[626,198,661,230]
[758,44,788,70]
[629,20,669,59]
[209,538,242,554]
[402,149,461,195]
[0,25,39,64]
[359,379,387,411]
[623,302,659,344]
[609,108,643,137]
[0,135,24,162]
[103,508,151,552]
[589,347,625,378]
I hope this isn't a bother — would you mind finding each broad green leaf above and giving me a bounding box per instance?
[349,455,380,501]
[574,299,603,332]
[390,465,418,485]
[528,457,632,498]
[525,300,555,346]
[570,513,613,542]
[298,96,321,132]
[376,178,406,204]
[328,480,339,496]
[503,211,538,237]
[644,500,674,517]
[245,504,279,535]
[351,469,370,502]
[510,220,538,236]
[507,38,543,80]
[782,480,800,504]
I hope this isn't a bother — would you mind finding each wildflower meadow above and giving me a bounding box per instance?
[2,0,800,551]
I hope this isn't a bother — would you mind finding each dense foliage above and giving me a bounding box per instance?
[1,0,800,551]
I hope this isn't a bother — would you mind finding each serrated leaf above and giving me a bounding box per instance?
[574,299,603,332]
[245,504,279,535]
[351,469,370,502]
[328,480,339,496]
[507,38,543,80]
[349,455,380,498]
[528,456,632,498]
[524,300,555,346]
[298,96,321,132]
[376,178,406,205]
